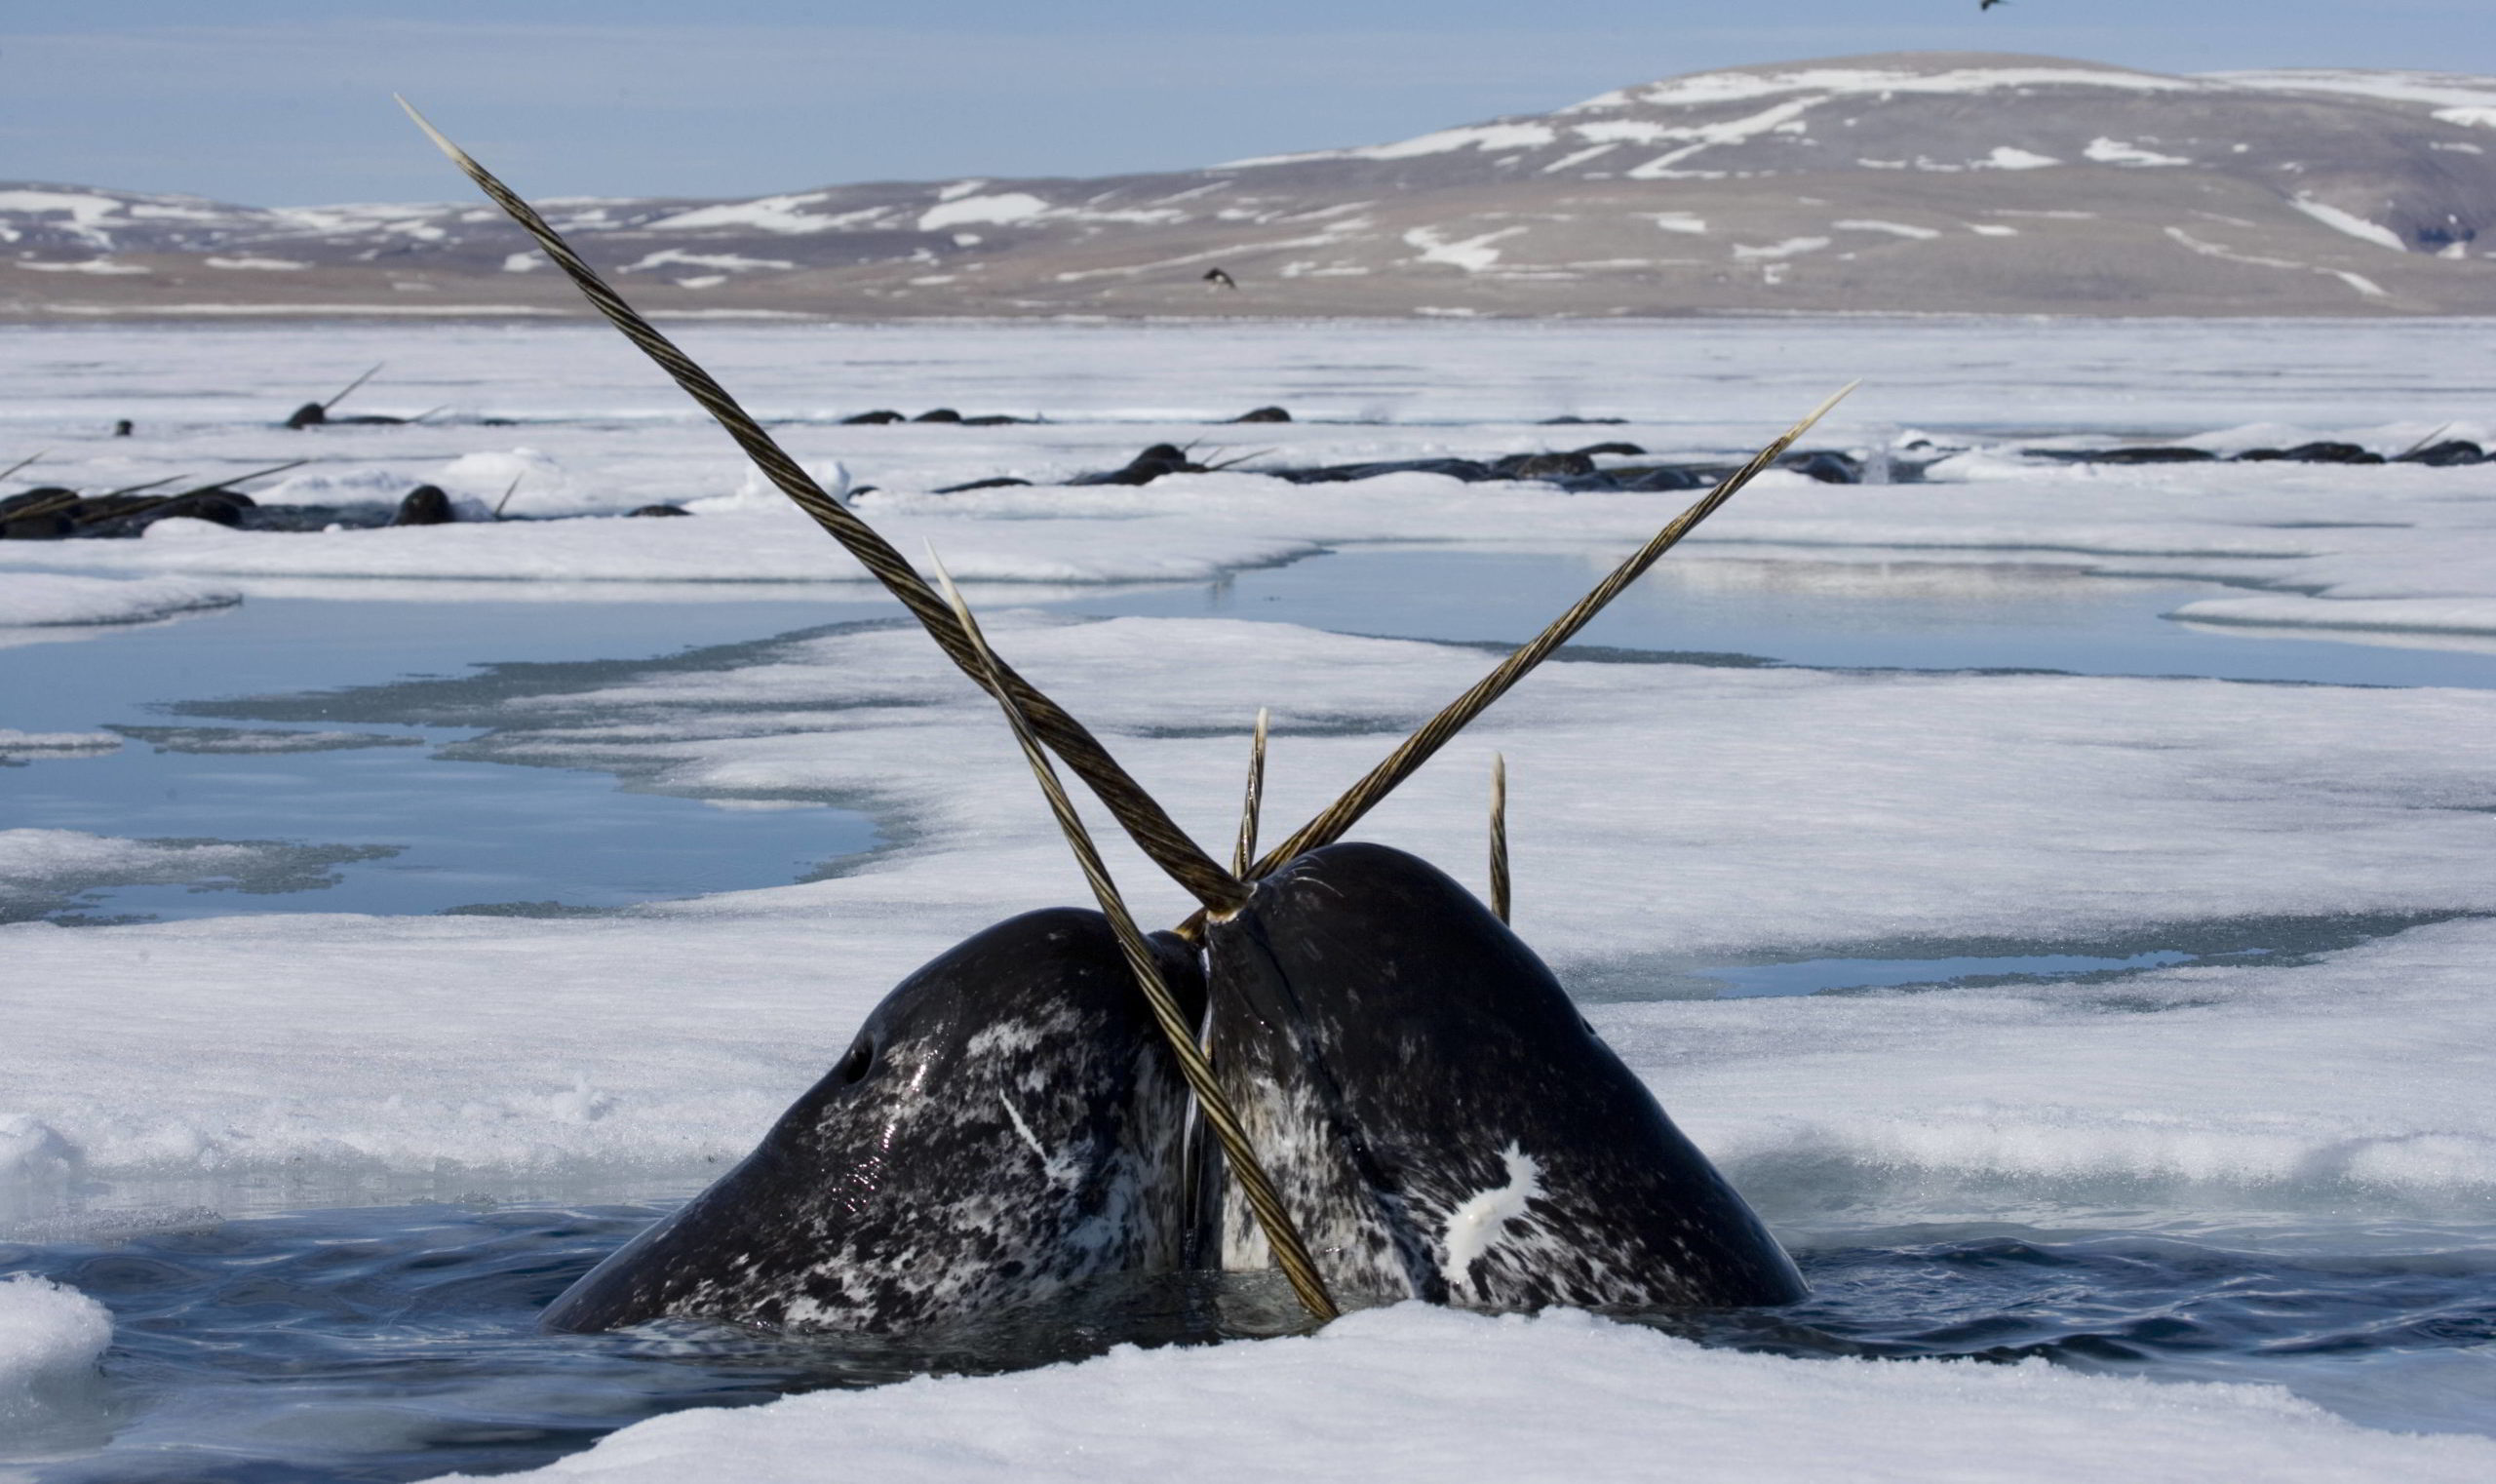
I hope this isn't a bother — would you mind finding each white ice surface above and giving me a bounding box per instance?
[0,572,240,627]
[5,454,2494,637]
[4,323,2492,638]
[2210,69,2496,114]
[0,830,336,917]
[427,1305,2496,1484]
[4,615,2490,1205]
[3,320,2493,1470]
[0,1273,110,1424]
[0,730,119,762]
[1571,63,2202,114]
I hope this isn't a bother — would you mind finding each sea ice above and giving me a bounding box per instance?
[0,572,240,628]
[3,319,2492,1467]
[5,322,2490,640]
[0,829,397,925]
[0,1274,110,1425]
[0,729,120,762]
[418,1304,2496,1484]
[4,614,2489,1206]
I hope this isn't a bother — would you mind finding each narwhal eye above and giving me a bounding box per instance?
[834,1036,875,1085]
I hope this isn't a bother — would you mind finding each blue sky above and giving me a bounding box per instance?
[6,3,2487,204]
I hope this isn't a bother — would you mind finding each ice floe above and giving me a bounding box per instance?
[0,572,240,628]
[421,1304,2496,1484]
[0,829,399,924]
[3,318,2493,1472]
[0,1273,110,1427]
[0,729,119,763]
[4,611,2490,1199]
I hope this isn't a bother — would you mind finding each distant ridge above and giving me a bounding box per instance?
[5,52,2492,318]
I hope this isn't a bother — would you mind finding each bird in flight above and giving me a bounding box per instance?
[1980,0,2007,10]
[1203,267,1238,290]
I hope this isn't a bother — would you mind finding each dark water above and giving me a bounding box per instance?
[6,1199,2488,1481]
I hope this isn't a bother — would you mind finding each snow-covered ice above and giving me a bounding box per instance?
[0,571,240,628]
[5,322,2493,639]
[0,828,394,924]
[1,318,2491,1477]
[0,1273,111,1425]
[0,729,120,762]
[422,1305,2496,1484]
[6,614,2491,1198]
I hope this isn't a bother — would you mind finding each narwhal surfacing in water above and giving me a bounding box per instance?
[408,98,1827,1331]
[1203,842,1803,1308]
[543,912,1204,1333]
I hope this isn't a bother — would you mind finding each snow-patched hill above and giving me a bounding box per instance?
[6,52,2495,318]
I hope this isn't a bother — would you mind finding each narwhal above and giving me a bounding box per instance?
[408,101,1820,1331]
[542,910,1208,1333]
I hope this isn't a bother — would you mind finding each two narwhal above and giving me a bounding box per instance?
[402,101,1829,1334]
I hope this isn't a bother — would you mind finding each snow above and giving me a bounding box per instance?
[0,572,241,627]
[0,1274,111,1425]
[1981,147,2061,170]
[1570,64,2201,114]
[264,201,463,238]
[1731,237,1829,260]
[619,249,797,274]
[1621,98,1826,176]
[917,193,1052,232]
[2173,595,2496,634]
[0,729,119,761]
[2209,69,2496,114]
[1832,219,1939,239]
[1404,226,1528,272]
[0,191,126,248]
[2290,198,2409,253]
[2084,137,2191,167]
[423,1305,2496,1484]
[6,607,2494,1190]
[0,501,1325,585]
[201,255,308,271]
[1230,123,1559,167]
[40,301,576,318]
[0,830,346,918]
[3,318,2495,1472]
[1571,121,1673,144]
[3,322,2494,644]
[14,258,150,275]
[642,192,841,235]
[2162,226,2390,299]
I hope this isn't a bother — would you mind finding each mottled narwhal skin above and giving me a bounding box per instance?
[543,909,1201,1334]
[1203,841,1805,1311]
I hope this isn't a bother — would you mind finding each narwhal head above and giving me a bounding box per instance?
[408,98,1830,1329]
[541,911,1203,1334]
[1203,841,1805,1311]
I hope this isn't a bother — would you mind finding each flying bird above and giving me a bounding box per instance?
[1980,0,2007,10]
[1203,267,1238,290]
